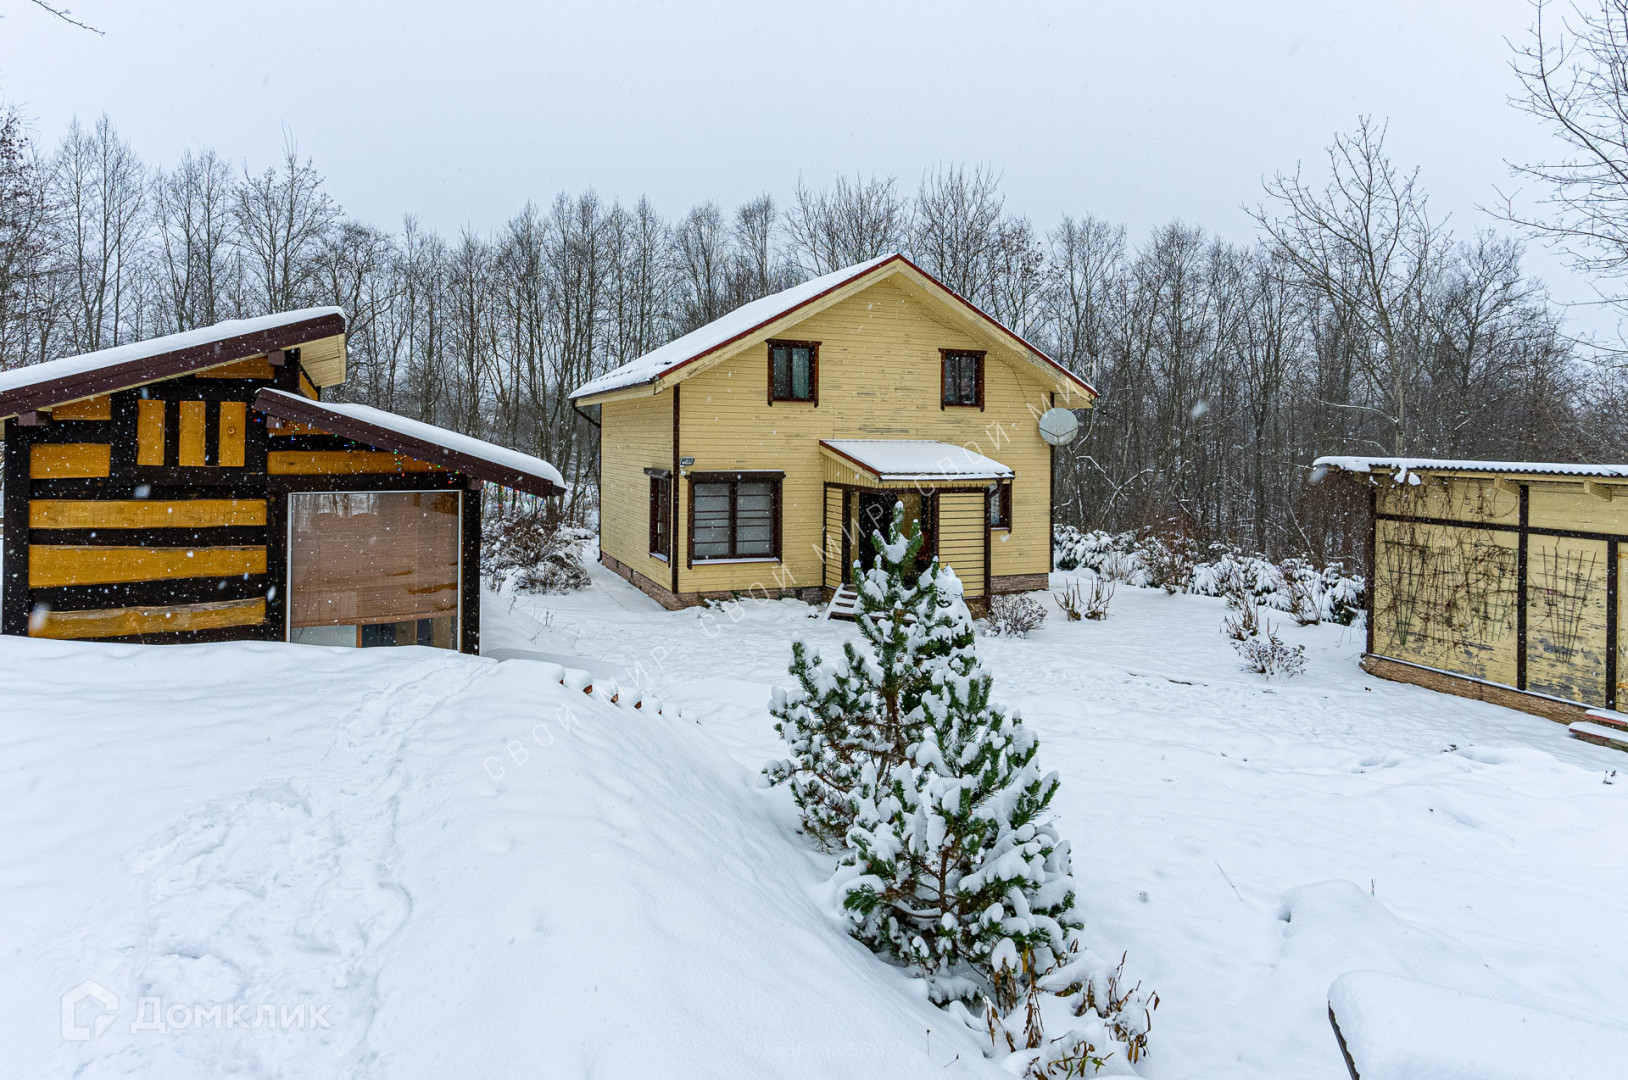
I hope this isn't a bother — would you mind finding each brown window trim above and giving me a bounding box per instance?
[648,472,673,560]
[988,480,1013,531]
[686,470,784,565]
[766,340,819,406]
[940,349,985,410]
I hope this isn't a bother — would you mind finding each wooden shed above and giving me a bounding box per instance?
[0,310,564,651]
[1317,455,1628,723]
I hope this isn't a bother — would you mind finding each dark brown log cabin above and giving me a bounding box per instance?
[0,309,563,652]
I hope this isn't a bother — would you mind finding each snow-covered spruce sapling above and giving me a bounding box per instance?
[838,563,1081,1004]
[766,504,968,847]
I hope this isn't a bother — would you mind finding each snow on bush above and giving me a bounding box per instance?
[1233,623,1307,677]
[986,593,1048,637]
[770,505,1156,1072]
[482,502,592,594]
[1055,525,1364,625]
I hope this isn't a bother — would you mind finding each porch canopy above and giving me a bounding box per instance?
[820,439,1012,487]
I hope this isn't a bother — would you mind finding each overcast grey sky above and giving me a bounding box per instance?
[1,0,1612,334]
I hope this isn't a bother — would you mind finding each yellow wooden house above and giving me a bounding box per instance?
[570,254,1097,612]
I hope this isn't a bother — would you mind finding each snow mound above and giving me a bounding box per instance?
[2,635,1007,1078]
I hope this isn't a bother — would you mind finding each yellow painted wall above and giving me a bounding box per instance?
[599,391,674,588]
[667,277,1057,598]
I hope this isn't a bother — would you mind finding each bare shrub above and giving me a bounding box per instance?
[1054,576,1113,622]
[482,505,591,594]
[987,593,1048,638]
[1234,621,1306,677]
[1221,592,1260,642]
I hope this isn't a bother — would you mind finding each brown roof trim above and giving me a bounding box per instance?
[253,389,565,498]
[0,311,346,420]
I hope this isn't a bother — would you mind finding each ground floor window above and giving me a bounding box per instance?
[649,473,672,559]
[691,474,780,560]
[288,490,461,649]
[988,481,1012,529]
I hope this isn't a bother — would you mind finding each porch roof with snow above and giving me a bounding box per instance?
[1315,456,1628,482]
[820,439,1013,484]
[569,254,1097,405]
[0,308,347,421]
[255,389,566,497]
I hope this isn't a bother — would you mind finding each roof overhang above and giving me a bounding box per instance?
[571,254,1097,407]
[255,390,566,498]
[0,310,347,422]
[821,439,1014,484]
[1315,455,1628,483]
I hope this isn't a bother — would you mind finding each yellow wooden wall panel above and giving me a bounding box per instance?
[1370,518,1519,686]
[823,487,844,588]
[218,401,247,467]
[1526,535,1610,704]
[178,400,207,466]
[1377,476,1519,525]
[1529,485,1626,535]
[29,546,267,587]
[267,451,442,475]
[30,499,267,530]
[668,277,1053,596]
[51,395,112,420]
[30,443,111,479]
[30,598,266,640]
[936,490,986,596]
[599,393,674,584]
[136,399,166,465]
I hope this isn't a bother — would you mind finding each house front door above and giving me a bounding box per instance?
[852,490,937,578]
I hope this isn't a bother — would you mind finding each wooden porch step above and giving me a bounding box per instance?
[1584,708,1628,731]
[824,584,860,621]
[1570,720,1628,753]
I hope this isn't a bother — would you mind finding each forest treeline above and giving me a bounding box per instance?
[2,107,1621,563]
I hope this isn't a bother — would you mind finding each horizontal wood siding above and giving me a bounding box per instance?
[672,277,1052,597]
[599,392,674,586]
[51,395,112,420]
[823,485,844,589]
[31,443,111,478]
[30,499,268,529]
[937,490,987,598]
[267,450,444,475]
[30,597,266,640]
[29,545,267,587]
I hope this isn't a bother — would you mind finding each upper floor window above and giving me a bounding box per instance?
[942,350,984,408]
[768,340,818,404]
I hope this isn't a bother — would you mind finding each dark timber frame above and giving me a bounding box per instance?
[940,349,986,410]
[685,470,784,566]
[765,339,820,406]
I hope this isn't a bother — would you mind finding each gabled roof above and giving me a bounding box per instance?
[255,390,566,497]
[0,308,346,421]
[821,439,1013,483]
[570,254,1096,404]
[1315,456,1628,481]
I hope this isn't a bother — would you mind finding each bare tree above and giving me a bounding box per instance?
[910,164,1005,302]
[152,148,238,331]
[783,174,904,274]
[51,115,146,351]
[235,139,337,313]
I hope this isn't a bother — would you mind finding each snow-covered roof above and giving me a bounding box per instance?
[255,389,566,497]
[570,253,1096,402]
[1315,456,1628,480]
[0,308,346,420]
[820,439,1013,483]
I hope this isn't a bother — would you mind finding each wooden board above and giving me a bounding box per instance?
[1526,534,1610,705]
[299,371,318,399]
[29,499,268,530]
[29,597,266,640]
[937,489,987,597]
[136,399,165,466]
[29,545,267,587]
[267,451,442,476]
[30,443,111,479]
[50,395,112,421]
[218,400,247,467]
[197,356,275,379]
[178,400,207,467]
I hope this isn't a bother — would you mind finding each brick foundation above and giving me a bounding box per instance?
[600,552,823,610]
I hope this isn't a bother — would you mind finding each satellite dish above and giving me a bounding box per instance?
[1038,407,1079,447]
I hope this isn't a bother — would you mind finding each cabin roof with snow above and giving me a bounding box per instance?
[0,309,348,420]
[820,439,1014,483]
[1315,456,1628,481]
[570,253,1097,404]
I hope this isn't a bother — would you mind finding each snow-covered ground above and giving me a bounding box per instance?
[5,553,1628,1077]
